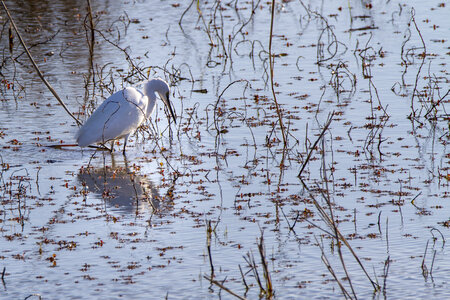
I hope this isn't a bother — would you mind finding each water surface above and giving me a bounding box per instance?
[0,0,449,299]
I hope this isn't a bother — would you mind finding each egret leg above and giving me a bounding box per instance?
[122,137,128,155]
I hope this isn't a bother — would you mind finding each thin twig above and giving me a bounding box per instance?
[409,8,426,118]
[178,0,195,30]
[245,250,264,294]
[85,0,96,98]
[238,264,249,291]
[269,0,287,148]
[206,220,214,277]
[257,233,273,297]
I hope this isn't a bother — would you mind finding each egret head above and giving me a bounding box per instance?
[145,78,177,123]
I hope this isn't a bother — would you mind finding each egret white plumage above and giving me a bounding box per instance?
[76,78,176,154]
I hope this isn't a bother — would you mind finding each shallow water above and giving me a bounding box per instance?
[0,0,449,299]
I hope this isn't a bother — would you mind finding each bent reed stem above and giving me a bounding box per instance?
[1,0,82,126]
[269,0,287,148]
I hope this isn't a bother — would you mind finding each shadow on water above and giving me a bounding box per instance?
[77,154,160,215]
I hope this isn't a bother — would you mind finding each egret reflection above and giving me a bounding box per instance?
[78,157,159,214]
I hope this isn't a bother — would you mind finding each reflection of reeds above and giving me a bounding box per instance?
[393,7,449,127]
[1,266,5,286]
[301,179,381,296]
[242,231,274,298]
[203,217,248,299]
[0,166,31,230]
[1,1,82,126]
[8,22,13,53]
[298,118,382,296]
[256,233,273,298]
[203,229,273,299]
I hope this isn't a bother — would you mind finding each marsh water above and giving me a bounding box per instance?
[0,0,449,299]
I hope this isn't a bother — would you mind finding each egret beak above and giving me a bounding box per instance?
[161,91,177,124]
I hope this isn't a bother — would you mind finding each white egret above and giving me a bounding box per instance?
[76,78,176,154]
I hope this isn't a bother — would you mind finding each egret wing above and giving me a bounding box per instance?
[76,87,148,146]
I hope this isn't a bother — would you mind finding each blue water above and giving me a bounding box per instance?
[0,0,449,298]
